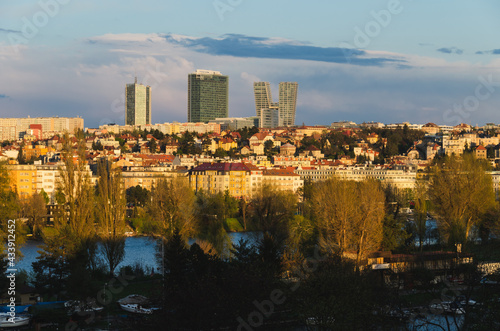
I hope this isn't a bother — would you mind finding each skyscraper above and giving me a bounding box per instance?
[253,82,275,118]
[125,78,151,126]
[253,81,298,127]
[188,70,228,123]
[278,82,298,127]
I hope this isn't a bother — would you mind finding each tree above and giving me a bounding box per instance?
[413,179,430,251]
[312,178,385,264]
[312,178,357,255]
[126,185,150,207]
[95,158,126,275]
[250,184,298,277]
[147,177,196,240]
[91,140,103,151]
[51,133,96,253]
[35,134,97,300]
[293,256,379,330]
[148,138,157,154]
[194,190,236,257]
[354,180,385,263]
[20,192,47,239]
[428,154,496,246]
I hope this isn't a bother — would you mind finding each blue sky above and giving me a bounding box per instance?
[1,0,499,128]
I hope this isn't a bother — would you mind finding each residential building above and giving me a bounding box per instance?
[125,78,152,126]
[8,164,37,198]
[0,117,84,141]
[263,168,303,193]
[334,167,416,190]
[475,145,487,159]
[121,166,178,191]
[189,162,253,198]
[188,70,228,123]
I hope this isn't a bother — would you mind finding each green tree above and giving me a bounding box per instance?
[194,190,235,257]
[126,185,150,207]
[429,154,495,246]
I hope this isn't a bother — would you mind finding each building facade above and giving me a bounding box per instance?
[125,78,152,126]
[188,70,228,123]
[253,82,276,118]
[279,82,298,127]
[0,117,84,141]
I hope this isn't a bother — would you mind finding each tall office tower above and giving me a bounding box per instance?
[188,69,228,123]
[125,77,151,126]
[278,82,298,127]
[253,82,274,118]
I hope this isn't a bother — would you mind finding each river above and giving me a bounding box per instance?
[13,232,260,274]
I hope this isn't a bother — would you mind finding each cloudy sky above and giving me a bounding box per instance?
[1,0,499,128]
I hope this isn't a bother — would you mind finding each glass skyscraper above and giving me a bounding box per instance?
[254,81,298,127]
[188,70,228,123]
[278,82,298,127]
[125,78,151,126]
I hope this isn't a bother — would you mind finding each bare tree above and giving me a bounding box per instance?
[353,179,385,264]
[96,158,126,275]
[20,192,47,239]
[312,178,357,255]
[147,176,196,240]
[428,154,495,246]
[413,179,429,251]
[51,133,95,255]
[312,177,385,264]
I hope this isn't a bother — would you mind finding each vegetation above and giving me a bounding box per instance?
[429,154,496,246]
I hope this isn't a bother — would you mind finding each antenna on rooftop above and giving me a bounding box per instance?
[135,76,137,84]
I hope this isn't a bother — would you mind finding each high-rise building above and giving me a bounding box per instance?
[253,82,276,118]
[278,82,298,127]
[253,81,298,127]
[260,108,280,128]
[188,70,228,123]
[125,78,151,126]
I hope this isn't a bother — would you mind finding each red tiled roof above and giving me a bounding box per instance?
[192,162,251,172]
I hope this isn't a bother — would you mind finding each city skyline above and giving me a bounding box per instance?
[0,1,499,128]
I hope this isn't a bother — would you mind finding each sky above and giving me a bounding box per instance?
[0,0,499,128]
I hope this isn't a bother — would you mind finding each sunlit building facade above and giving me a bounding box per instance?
[125,78,152,126]
[188,70,228,123]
